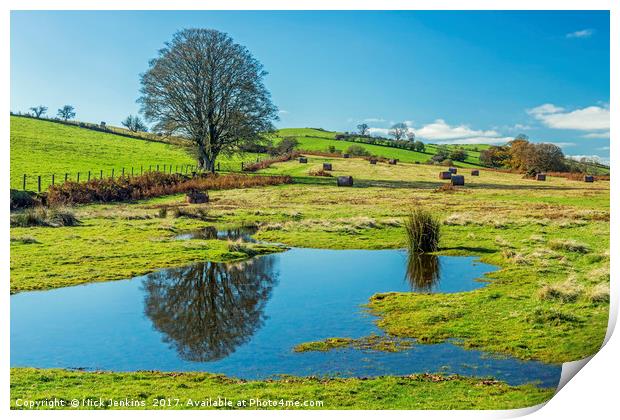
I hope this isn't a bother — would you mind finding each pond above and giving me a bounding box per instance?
[175,226,258,242]
[10,248,562,387]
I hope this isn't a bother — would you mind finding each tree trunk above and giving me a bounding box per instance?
[196,144,216,173]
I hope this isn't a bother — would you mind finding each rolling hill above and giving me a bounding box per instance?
[273,128,486,167]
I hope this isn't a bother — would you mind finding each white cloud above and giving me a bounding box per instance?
[416,119,500,140]
[582,131,610,139]
[566,155,610,165]
[278,110,289,115]
[433,136,513,145]
[548,142,576,148]
[566,29,594,39]
[527,103,610,131]
[368,127,390,137]
[363,117,385,123]
[597,146,610,151]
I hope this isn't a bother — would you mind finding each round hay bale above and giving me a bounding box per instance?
[584,175,594,183]
[343,153,350,158]
[471,170,479,176]
[451,175,465,186]
[186,190,209,204]
[369,159,377,165]
[337,176,353,187]
[389,159,397,165]
[415,161,420,164]
[448,167,457,174]
[536,174,546,181]
[439,171,452,180]
[323,163,332,171]
[299,157,308,163]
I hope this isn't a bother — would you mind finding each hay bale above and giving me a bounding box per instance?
[415,161,420,164]
[439,171,452,180]
[299,157,308,163]
[323,163,332,171]
[186,190,209,204]
[369,159,378,165]
[343,153,350,158]
[451,175,465,186]
[471,170,479,176]
[389,159,397,165]
[448,167,457,174]
[536,174,546,181]
[584,175,594,183]
[337,176,353,187]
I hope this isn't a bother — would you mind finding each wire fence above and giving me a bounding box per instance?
[14,157,267,193]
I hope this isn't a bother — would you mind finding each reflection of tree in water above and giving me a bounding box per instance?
[142,255,277,362]
[405,252,441,292]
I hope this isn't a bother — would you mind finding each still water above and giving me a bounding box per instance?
[11,248,561,387]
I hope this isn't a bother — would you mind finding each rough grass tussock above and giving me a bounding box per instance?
[404,208,441,253]
[10,206,79,228]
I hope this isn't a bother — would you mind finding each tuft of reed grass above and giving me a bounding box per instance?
[587,283,610,304]
[404,208,440,253]
[10,206,79,227]
[537,278,583,303]
[549,239,590,254]
[10,235,40,244]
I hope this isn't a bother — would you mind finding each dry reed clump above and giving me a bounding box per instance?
[443,213,476,226]
[588,266,610,282]
[243,152,300,172]
[495,236,511,247]
[308,169,333,177]
[549,239,590,254]
[10,206,80,227]
[586,283,610,303]
[433,184,458,193]
[351,217,379,229]
[537,277,583,303]
[227,239,255,255]
[47,172,292,205]
[170,206,210,221]
[404,208,441,253]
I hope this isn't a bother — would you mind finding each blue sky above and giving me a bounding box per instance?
[11,10,610,162]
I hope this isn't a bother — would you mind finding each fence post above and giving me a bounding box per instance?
[169,164,172,174]
[112,168,115,178]
[241,162,244,171]
[88,171,91,181]
[65,173,68,182]
[38,176,41,192]
[157,164,159,172]
[149,165,152,172]
[131,167,134,176]
[217,162,220,171]
[100,169,103,179]
[122,168,125,177]
[23,174,26,190]
[51,174,55,186]
[141,165,143,175]
[163,164,166,173]
[77,172,80,183]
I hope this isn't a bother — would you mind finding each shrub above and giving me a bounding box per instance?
[10,189,42,210]
[243,152,300,172]
[47,172,292,205]
[345,144,371,157]
[404,208,441,253]
[157,207,168,218]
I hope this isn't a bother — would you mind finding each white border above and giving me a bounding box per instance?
[3,1,617,419]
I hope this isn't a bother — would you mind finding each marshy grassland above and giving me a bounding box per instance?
[10,152,609,409]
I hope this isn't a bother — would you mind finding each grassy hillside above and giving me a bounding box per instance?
[274,128,486,167]
[10,116,262,190]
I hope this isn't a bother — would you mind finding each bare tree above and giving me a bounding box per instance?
[29,105,47,118]
[121,115,148,132]
[389,122,408,141]
[57,105,76,121]
[407,130,416,142]
[356,123,369,136]
[138,28,278,172]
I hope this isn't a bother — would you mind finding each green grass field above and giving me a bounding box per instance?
[10,116,264,190]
